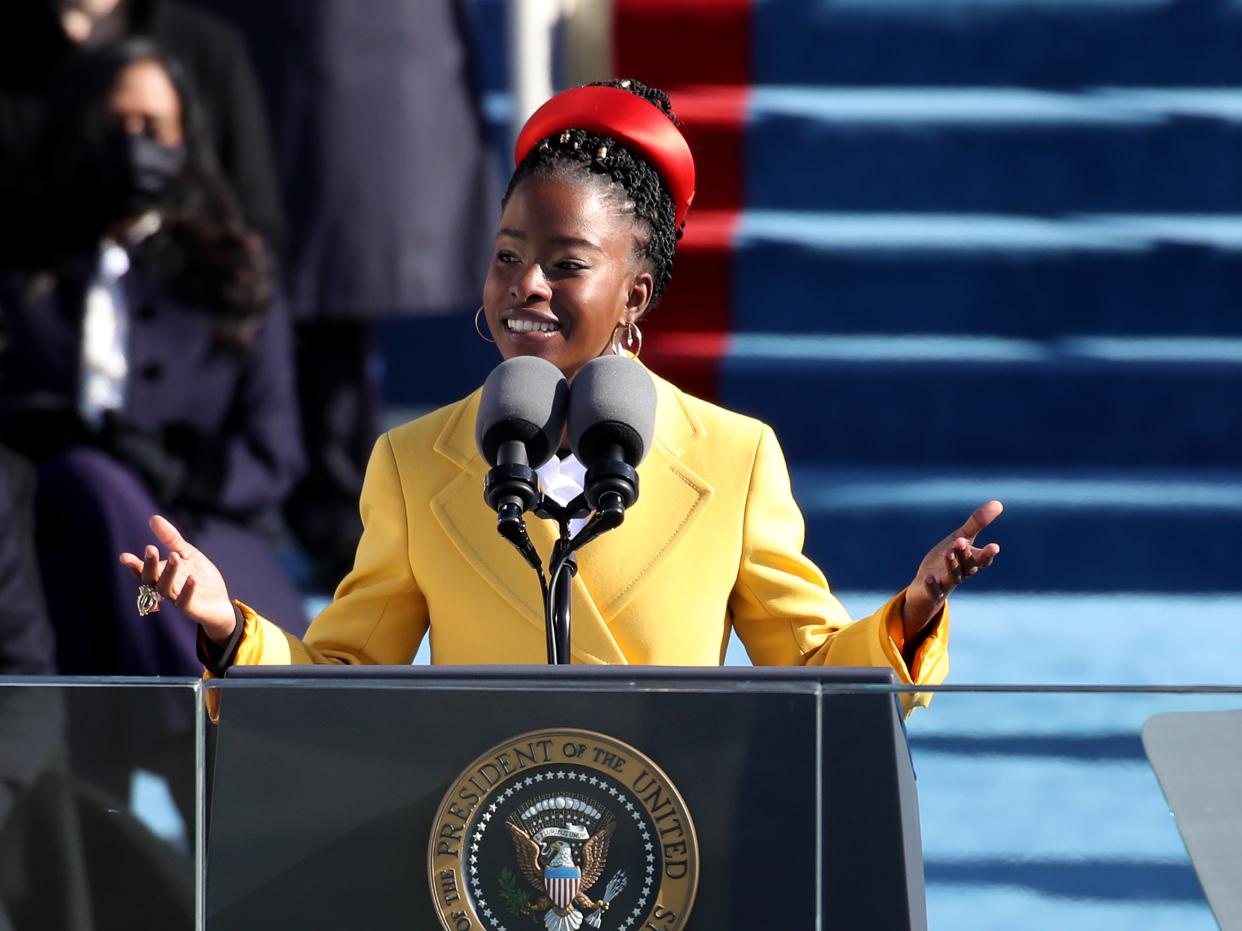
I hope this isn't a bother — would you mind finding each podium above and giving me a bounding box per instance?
[207,666,927,930]
[1143,711,1242,930]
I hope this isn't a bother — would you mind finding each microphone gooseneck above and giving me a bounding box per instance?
[486,439,539,517]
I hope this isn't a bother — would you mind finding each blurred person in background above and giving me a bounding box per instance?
[0,40,308,688]
[195,0,500,588]
[0,0,283,268]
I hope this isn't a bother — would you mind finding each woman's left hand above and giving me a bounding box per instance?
[902,500,1004,640]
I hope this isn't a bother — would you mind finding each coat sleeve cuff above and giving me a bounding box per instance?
[884,594,949,685]
[196,603,246,675]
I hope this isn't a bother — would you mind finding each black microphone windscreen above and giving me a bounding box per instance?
[475,356,569,467]
[567,356,657,467]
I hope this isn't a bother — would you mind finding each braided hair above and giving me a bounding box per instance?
[504,79,682,312]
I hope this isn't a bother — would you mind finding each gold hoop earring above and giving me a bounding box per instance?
[474,306,494,344]
[610,320,642,359]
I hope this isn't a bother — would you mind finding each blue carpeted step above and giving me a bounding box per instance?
[745,88,1242,213]
[754,0,1242,88]
[731,211,1242,337]
[789,468,1242,592]
[719,335,1242,467]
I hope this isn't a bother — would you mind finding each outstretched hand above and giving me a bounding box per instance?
[119,515,237,645]
[902,500,1003,640]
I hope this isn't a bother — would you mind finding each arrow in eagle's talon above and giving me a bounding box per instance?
[586,869,628,927]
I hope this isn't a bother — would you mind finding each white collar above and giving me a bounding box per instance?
[534,451,588,538]
[534,451,587,506]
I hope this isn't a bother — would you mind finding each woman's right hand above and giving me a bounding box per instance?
[119,515,237,645]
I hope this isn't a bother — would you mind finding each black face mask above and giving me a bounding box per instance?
[94,128,187,217]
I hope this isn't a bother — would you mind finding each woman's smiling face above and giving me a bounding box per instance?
[482,172,653,380]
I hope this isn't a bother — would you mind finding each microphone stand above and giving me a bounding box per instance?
[537,505,579,666]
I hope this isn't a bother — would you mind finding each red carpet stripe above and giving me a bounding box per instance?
[613,2,754,400]
[612,0,751,88]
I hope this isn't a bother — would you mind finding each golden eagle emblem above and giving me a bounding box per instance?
[506,812,626,931]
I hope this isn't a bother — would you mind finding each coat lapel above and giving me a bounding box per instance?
[573,378,714,620]
[429,389,544,623]
[428,372,713,664]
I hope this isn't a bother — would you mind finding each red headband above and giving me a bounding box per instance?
[514,85,696,230]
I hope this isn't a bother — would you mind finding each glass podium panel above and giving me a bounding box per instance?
[7,675,1234,931]
[0,678,201,931]
[203,673,1242,931]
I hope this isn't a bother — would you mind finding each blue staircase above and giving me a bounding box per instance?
[701,3,1240,927]
[752,0,1242,88]
[734,1,1241,594]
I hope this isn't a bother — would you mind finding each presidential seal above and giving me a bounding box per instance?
[429,728,698,931]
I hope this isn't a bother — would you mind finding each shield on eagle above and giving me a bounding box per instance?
[544,865,582,910]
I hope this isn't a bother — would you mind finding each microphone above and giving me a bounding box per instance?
[475,355,654,667]
[476,356,569,544]
[567,356,657,521]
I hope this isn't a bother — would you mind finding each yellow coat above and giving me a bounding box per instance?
[229,372,949,711]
